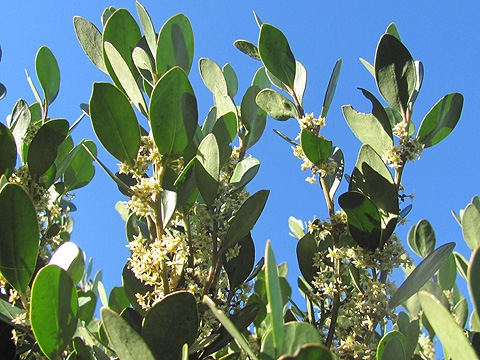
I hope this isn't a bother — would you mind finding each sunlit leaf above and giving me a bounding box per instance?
[49,242,84,285]
[136,1,157,55]
[73,16,107,74]
[199,57,228,95]
[321,59,342,119]
[300,129,333,167]
[36,46,60,105]
[233,40,261,60]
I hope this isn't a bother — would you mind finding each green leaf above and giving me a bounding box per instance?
[203,295,259,360]
[252,66,271,89]
[454,251,469,280]
[0,122,16,177]
[469,247,480,314]
[108,286,130,314]
[377,331,406,360]
[28,119,69,178]
[223,233,255,291]
[241,85,267,149]
[143,291,198,360]
[195,133,219,206]
[265,240,284,355]
[122,264,154,316]
[73,16,108,74]
[230,157,260,191]
[49,242,85,285]
[31,265,78,359]
[90,82,140,166]
[0,83,5,100]
[223,63,238,98]
[419,291,479,360]
[77,290,97,323]
[149,67,198,161]
[156,14,194,76]
[289,216,305,240]
[350,144,398,244]
[414,219,436,258]
[438,253,456,291]
[296,233,318,283]
[136,2,157,55]
[0,183,39,296]
[453,297,469,329]
[224,189,269,248]
[62,140,97,191]
[321,59,342,119]
[101,307,155,360]
[462,202,480,250]
[389,242,455,308]
[342,88,393,155]
[258,24,296,90]
[103,9,142,91]
[261,322,322,358]
[360,57,375,77]
[10,99,31,162]
[300,129,333,167]
[277,344,334,360]
[324,146,344,200]
[374,34,416,115]
[234,40,261,60]
[199,57,228,95]
[339,191,382,251]
[104,42,147,115]
[386,23,401,41]
[417,93,463,148]
[36,46,60,106]
[294,61,307,107]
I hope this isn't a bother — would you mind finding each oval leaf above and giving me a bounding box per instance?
[256,88,298,121]
[73,16,108,74]
[0,122,16,177]
[195,133,219,206]
[49,242,85,285]
[31,265,78,359]
[0,183,39,295]
[300,129,333,167]
[199,58,228,95]
[414,219,436,258]
[36,46,60,106]
[462,202,480,250]
[469,247,480,314]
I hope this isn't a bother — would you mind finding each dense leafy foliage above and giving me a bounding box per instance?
[0,3,476,360]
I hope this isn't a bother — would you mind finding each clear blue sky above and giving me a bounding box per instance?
[0,1,478,313]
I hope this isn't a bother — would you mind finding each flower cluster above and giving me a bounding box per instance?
[382,121,424,169]
[292,145,337,184]
[298,112,326,131]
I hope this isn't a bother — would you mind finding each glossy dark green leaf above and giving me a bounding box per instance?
[417,93,463,148]
[28,119,68,178]
[230,157,260,191]
[296,233,318,283]
[339,191,382,251]
[101,307,155,360]
[261,321,322,359]
[258,23,296,90]
[324,146,344,200]
[31,265,78,359]
[149,67,197,161]
[103,9,142,90]
[120,307,143,335]
[195,133,219,206]
[49,242,84,285]
[234,40,261,60]
[350,144,398,244]
[469,247,480,314]
[36,46,60,106]
[419,291,479,360]
[142,291,198,360]
[278,344,334,360]
[223,63,238,97]
[73,16,108,74]
[377,331,406,360]
[122,264,154,316]
[342,88,393,155]
[300,129,333,167]
[0,122,16,177]
[321,59,342,119]
[438,253,456,291]
[223,233,255,291]
[374,34,416,114]
[136,2,157,55]
[108,286,130,314]
[241,85,267,149]
[414,219,436,258]
[90,82,140,166]
[77,290,97,324]
[462,202,480,250]
[104,42,147,115]
[224,189,269,248]
[199,58,228,95]
[0,183,39,295]
[252,66,271,89]
[156,14,194,76]
[265,240,284,353]
[389,242,455,308]
[73,337,94,360]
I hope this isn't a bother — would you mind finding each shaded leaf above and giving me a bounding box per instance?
[321,58,342,119]
[300,129,333,168]
[438,253,456,291]
[469,247,480,314]
[223,63,238,97]
[122,264,154,316]
[36,46,60,106]
[324,146,344,200]
[195,133,219,206]
[223,233,255,291]
[414,219,436,258]
[377,331,406,360]
[108,286,130,314]
[230,157,260,192]
[241,85,267,149]
[0,122,16,177]
[233,40,261,60]
[49,242,84,285]
[296,233,318,283]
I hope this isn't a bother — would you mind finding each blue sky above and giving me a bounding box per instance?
[0,1,479,316]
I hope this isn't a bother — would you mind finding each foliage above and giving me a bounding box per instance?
[0,3,477,360]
